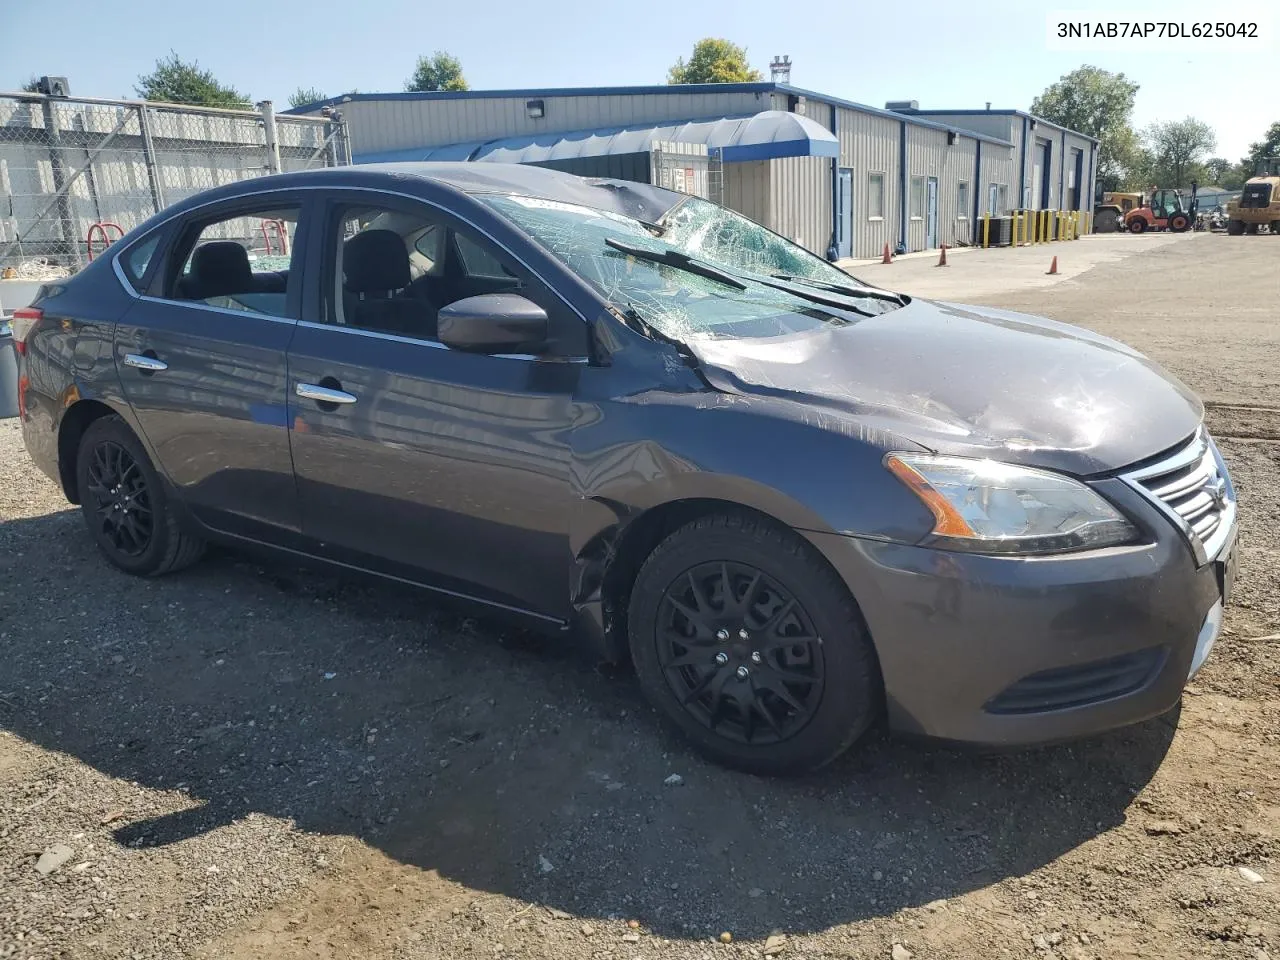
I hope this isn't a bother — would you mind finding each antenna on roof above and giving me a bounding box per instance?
[770,56,792,83]
[985,101,991,110]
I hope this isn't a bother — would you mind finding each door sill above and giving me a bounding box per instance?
[203,528,570,631]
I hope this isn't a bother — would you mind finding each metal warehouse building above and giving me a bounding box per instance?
[290,83,1096,261]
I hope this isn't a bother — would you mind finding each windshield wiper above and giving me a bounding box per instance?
[728,273,880,317]
[604,237,746,291]
[770,273,906,305]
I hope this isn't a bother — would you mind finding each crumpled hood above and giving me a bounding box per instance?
[687,298,1203,475]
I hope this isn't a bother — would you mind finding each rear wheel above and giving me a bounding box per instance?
[627,512,880,776]
[1127,217,1146,233]
[1094,209,1119,233]
[1227,219,1245,235]
[76,416,205,576]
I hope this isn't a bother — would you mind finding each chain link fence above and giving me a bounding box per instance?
[0,94,349,279]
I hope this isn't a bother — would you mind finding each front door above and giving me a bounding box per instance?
[114,193,310,539]
[285,190,590,621]
[925,177,939,248]
[837,168,853,259]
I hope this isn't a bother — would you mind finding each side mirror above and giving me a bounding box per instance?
[438,294,548,354]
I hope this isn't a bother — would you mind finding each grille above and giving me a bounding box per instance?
[985,647,1166,715]
[1122,430,1235,563]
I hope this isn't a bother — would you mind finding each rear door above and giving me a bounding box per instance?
[285,189,590,621]
[114,191,313,540]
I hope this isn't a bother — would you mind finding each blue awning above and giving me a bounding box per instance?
[352,110,839,166]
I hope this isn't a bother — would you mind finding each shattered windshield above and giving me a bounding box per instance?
[481,194,890,343]
[658,196,857,286]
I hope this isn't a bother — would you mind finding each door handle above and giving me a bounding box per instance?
[123,353,168,372]
[296,382,357,405]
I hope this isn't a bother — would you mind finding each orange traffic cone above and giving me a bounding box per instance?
[1046,255,1059,275]
[881,242,893,264]
[937,244,948,267]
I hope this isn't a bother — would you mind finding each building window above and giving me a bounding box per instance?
[867,173,885,220]
[910,176,925,220]
[988,183,1008,215]
[957,181,969,220]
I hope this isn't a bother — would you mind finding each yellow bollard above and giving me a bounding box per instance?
[982,212,990,248]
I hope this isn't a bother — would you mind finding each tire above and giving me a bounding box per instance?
[1127,218,1146,233]
[1227,219,1245,235]
[1094,209,1119,233]
[1168,213,1190,232]
[1271,221,1280,234]
[627,511,880,776]
[75,415,205,576]
[1246,223,1260,235]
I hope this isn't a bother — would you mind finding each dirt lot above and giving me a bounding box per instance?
[2,232,1278,960]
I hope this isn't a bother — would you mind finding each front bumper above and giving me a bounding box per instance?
[804,479,1234,746]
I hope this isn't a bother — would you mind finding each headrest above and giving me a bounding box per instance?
[344,229,410,293]
[190,241,252,298]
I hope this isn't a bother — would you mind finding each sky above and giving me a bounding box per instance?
[2,0,1272,163]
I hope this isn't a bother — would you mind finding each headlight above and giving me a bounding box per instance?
[885,453,1137,555]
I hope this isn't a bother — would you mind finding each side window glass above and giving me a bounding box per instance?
[455,233,518,281]
[167,207,300,318]
[121,233,161,288]
[331,204,443,341]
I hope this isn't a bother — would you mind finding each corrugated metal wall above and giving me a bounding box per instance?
[979,143,1017,215]
[770,157,831,254]
[903,125,978,250]
[835,107,900,259]
[332,91,771,154]
[722,160,771,226]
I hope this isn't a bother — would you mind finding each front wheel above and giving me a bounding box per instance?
[1168,213,1190,232]
[1127,218,1146,233]
[76,415,205,576]
[1226,219,1245,235]
[627,512,880,775]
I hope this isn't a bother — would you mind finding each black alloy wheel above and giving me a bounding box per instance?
[84,439,154,557]
[657,560,825,745]
[628,512,881,775]
[75,415,205,576]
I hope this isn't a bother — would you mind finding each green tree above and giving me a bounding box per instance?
[288,86,327,109]
[20,75,41,93]
[1203,157,1232,185]
[1142,117,1215,188]
[1241,121,1280,174]
[1030,65,1141,191]
[668,38,763,84]
[406,52,468,92]
[135,52,250,109]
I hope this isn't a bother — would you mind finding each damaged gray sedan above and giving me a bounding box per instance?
[15,163,1237,774]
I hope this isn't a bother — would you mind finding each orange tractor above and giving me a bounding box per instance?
[1125,184,1198,233]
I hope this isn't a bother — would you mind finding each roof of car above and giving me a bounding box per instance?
[366,161,689,222]
[160,162,689,233]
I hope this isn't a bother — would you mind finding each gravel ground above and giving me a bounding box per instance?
[2,233,1278,960]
